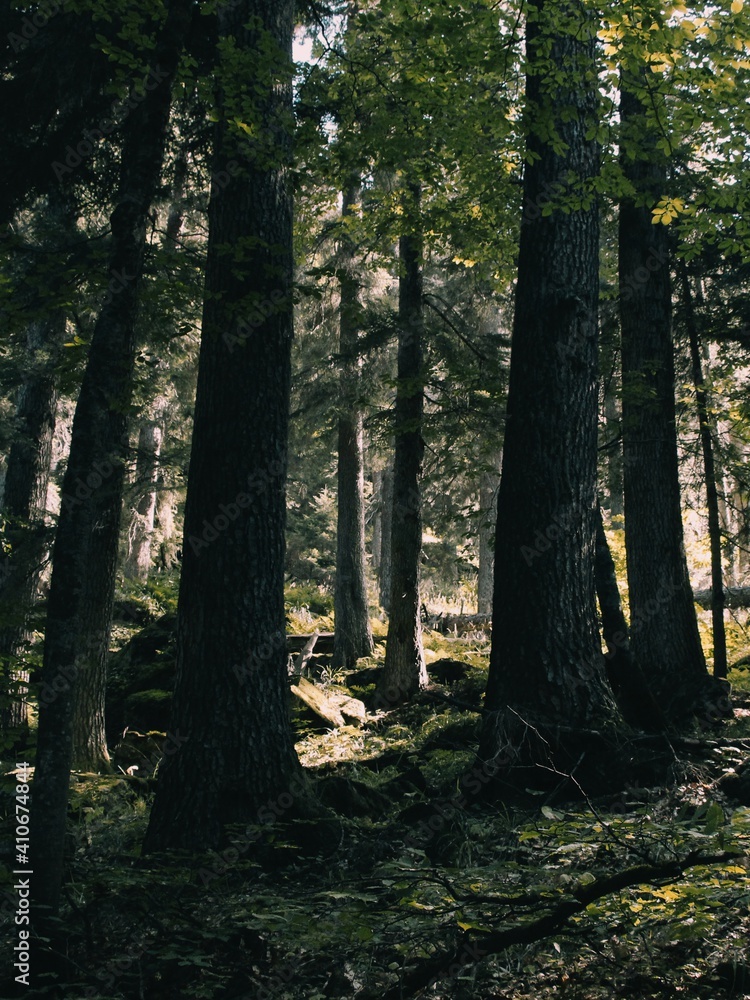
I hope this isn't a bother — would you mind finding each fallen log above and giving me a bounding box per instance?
[293,631,319,676]
[290,676,367,728]
[694,586,750,610]
[287,632,335,655]
[423,612,492,636]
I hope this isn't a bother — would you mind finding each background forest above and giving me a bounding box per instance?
[2,0,750,997]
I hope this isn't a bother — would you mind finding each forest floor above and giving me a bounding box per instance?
[2,610,750,999]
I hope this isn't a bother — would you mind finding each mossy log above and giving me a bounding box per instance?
[290,676,367,727]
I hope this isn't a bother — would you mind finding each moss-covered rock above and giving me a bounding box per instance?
[105,613,177,741]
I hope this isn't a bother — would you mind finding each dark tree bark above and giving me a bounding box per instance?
[604,391,624,519]
[679,263,728,680]
[29,0,192,918]
[123,423,163,582]
[477,459,500,615]
[480,0,618,764]
[619,75,712,720]
[378,462,394,612]
[143,0,311,854]
[333,183,374,669]
[594,504,664,732]
[0,300,65,732]
[378,184,429,703]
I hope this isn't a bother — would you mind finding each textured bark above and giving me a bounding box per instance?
[605,391,624,519]
[29,0,192,917]
[371,467,382,572]
[594,505,664,732]
[333,183,374,669]
[124,423,163,582]
[477,460,500,615]
[143,0,309,854]
[0,304,64,732]
[619,77,711,719]
[379,186,428,703]
[480,0,617,762]
[378,462,394,612]
[680,264,727,680]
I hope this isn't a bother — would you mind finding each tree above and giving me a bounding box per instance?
[333,182,374,669]
[480,0,618,767]
[378,182,429,702]
[377,461,394,611]
[29,0,192,918]
[123,422,163,582]
[679,262,728,680]
[594,504,664,732]
[477,456,500,615]
[618,65,712,720]
[0,190,70,733]
[143,0,315,854]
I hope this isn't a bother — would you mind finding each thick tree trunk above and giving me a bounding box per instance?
[124,423,163,582]
[480,0,618,766]
[477,459,500,615]
[143,0,311,855]
[619,77,712,720]
[679,264,728,680]
[379,185,428,703]
[0,303,64,732]
[378,461,394,612]
[29,0,191,918]
[333,184,374,669]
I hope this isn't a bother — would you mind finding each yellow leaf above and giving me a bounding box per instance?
[731,0,743,13]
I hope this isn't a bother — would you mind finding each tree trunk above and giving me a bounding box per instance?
[480,0,618,765]
[0,299,65,732]
[333,183,374,669]
[679,264,728,679]
[371,467,382,573]
[143,0,311,855]
[477,458,500,615]
[379,184,428,703]
[378,461,393,612]
[594,504,664,732]
[605,391,623,520]
[122,152,185,583]
[123,423,163,582]
[29,0,191,918]
[619,75,712,720]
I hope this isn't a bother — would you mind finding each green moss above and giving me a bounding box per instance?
[123,689,172,733]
